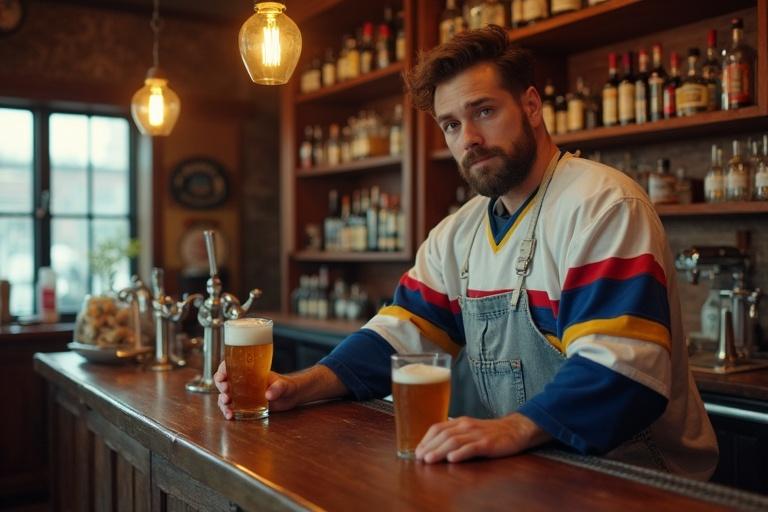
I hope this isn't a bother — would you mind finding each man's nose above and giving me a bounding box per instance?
[462,122,484,150]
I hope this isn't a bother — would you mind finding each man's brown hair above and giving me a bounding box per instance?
[405,25,535,116]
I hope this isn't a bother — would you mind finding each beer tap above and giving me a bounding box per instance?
[115,276,153,359]
[186,230,262,393]
[148,268,202,371]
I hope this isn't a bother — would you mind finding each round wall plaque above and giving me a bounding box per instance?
[170,157,229,209]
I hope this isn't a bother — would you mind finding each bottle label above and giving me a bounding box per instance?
[635,81,648,123]
[725,63,751,105]
[677,83,709,113]
[523,0,547,21]
[555,110,568,135]
[704,174,725,196]
[648,76,664,119]
[648,175,676,204]
[542,105,556,134]
[322,64,336,87]
[756,169,768,188]
[602,88,618,125]
[567,99,584,132]
[727,173,749,190]
[511,1,524,25]
[440,20,454,45]
[618,82,635,123]
[663,84,677,117]
[551,0,581,13]
[42,288,55,311]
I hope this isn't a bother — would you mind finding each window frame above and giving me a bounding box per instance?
[0,101,138,321]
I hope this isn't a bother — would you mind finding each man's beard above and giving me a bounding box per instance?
[458,117,537,198]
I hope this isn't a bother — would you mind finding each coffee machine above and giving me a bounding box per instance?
[676,246,767,373]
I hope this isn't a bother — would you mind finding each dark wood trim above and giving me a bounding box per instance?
[656,201,768,217]
[296,154,402,177]
[291,250,412,262]
[295,62,405,104]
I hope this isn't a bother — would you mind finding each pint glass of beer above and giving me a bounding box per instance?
[391,353,451,459]
[224,317,273,420]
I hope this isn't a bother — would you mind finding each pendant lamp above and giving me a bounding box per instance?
[239,2,302,85]
[131,0,180,136]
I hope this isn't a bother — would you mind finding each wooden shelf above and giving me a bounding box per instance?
[296,155,402,177]
[508,0,755,53]
[292,250,412,263]
[296,62,405,105]
[656,201,768,217]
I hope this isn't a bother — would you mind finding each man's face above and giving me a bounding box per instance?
[434,63,537,198]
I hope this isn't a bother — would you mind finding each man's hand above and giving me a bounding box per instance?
[214,361,348,420]
[415,413,551,463]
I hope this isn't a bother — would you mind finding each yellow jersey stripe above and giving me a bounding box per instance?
[378,305,462,357]
[562,315,672,353]
[545,334,565,353]
[485,199,536,254]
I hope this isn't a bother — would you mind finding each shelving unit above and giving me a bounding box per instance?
[656,201,768,217]
[296,154,402,177]
[292,250,412,263]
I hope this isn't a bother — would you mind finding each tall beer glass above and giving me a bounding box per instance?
[224,317,273,420]
[391,353,451,459]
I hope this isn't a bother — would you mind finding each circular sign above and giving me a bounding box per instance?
[0,0,26,36]
[170,157,229,209]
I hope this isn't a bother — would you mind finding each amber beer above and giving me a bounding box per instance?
[224,318,273,420]
[391,353,452,458]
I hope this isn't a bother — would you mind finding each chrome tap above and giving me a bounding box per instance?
[149,267,202,371]
[186,230,262,393]
[115,276,153,359]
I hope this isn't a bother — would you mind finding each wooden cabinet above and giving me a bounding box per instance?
[281,0,768,311]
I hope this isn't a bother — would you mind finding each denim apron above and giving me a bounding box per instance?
[449,151,564,419]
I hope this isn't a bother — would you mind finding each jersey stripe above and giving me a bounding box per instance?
[563,254,666,291]
[562,316,671,352]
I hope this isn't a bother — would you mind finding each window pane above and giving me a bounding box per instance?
[92,117,130,215]
[51,218,88,313]
[0,108,33,213]
[0,216,34,315]
[50,114,88,214]
[92,218,131,292]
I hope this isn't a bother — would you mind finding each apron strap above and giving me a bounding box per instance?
[510,150,564,309]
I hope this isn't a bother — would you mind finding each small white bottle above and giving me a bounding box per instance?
[37,267,59,323]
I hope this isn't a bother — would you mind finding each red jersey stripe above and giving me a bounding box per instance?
[563,254,667,291]
[400,273,461,314]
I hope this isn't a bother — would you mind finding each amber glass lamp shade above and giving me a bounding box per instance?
[239,2,302,85]
[130,68,181,136]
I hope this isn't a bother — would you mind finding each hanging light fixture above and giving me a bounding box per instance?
[239,2,302,85]
[131,0,180,136]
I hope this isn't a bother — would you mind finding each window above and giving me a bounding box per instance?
[0,107,136,318]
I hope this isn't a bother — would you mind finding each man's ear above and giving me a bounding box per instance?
[521,86,543,129]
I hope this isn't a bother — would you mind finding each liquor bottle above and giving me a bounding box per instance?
[345,34,361,79]
[722,18,755,110]
[340,125,353,163]
[648,44,667,122]
[481,0,506,27]
[336,35,349,82]
[754,135,768,201]
[522,0,548,25]
[602,52,620,127]
[541,80,556,134]
[663,52,681,120]
[395,10,406,62]
[388,195,401,252]
[676,48,709,117]
[648,158,677,205]
[330,278,348,319]
[339,194,352,251]
[326,124,341,167]
[359,22,375,75]
[701,29,721,111]
[350,190,368,251]
[312,125,325,166]
[510,0,525,28]
[306,275,319,318]
[322,48,336,88]
[704,144,726,203]
[367,186,380,250]
[317,266,330,320]
[551,0,581,16]
[299,126,313,169]
[726,140,750,201]
[324,190,341,251]
[440,0,464,45]
[748,138,762,198]
[555,95,568,135]
[587,0,608,4]
[634,49,650,124]
[296,275,310,316]
[675,167,693,205]
[584,87,600,129]
[389,104,403,156]
[567,77,586,132]
[305,56,322,92]
[377,193,390,251]
[618,52,636,126]
[376,23,392,69]
[383,6,397,63]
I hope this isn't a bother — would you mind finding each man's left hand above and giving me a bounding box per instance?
[414,413,551,463]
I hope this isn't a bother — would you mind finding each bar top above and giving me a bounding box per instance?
[34,351,768,511]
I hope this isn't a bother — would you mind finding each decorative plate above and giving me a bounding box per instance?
[67,341,151,365]
[170,157,229,209]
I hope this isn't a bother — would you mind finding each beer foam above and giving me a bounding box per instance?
[224,318,273,346]
[392,363,450,384]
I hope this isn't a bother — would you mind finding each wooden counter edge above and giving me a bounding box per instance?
[32,352,318,512]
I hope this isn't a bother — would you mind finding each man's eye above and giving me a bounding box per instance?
[478,107,493,117]
[443,122,458,133]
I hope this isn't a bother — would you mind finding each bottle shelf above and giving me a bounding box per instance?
[508,0,755,53]
[292,250,412,263]
[656,201,768,217]
[296,62,405,105]
[296,154,402,177]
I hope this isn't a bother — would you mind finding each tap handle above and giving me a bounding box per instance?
[240,288,262,314]
[171,293,203,322]
[204,230,218,277]
[151,267,165,299]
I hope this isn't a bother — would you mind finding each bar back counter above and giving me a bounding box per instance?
[34,352,768,511]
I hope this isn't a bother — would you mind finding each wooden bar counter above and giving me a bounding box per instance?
[34,352,768,512]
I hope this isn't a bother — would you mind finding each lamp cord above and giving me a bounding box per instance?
[150,0,163,69]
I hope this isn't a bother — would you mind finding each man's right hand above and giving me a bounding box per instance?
[214,361,301,420]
